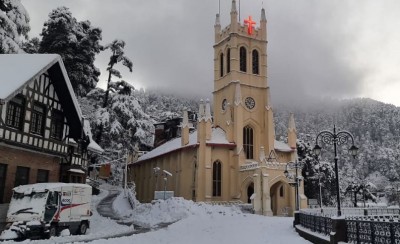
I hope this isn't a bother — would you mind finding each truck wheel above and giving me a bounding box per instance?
[77,222,88,235]
[46,225,57,238]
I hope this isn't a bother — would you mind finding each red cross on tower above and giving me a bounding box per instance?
[244,16,256,35]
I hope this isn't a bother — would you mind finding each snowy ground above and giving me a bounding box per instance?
[1,184,310,244]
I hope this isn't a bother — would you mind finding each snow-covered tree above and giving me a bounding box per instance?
[21,36,39,53]
[39,7,102,97]
[0,0,30,53]
[96,39,133,145]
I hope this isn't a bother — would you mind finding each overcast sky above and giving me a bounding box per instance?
[21,0,400,107]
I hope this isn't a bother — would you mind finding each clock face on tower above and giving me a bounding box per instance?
[222,99,227,111]
[245,97,255,109]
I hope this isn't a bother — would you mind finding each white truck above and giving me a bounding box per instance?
[0,183,92,240]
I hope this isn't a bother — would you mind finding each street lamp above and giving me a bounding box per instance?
[162,170,172,200]
[153,167,161,191]
[284,161,303,211]
[314,156,326,210]
[313,125,358,216]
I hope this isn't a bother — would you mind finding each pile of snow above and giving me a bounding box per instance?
[0,185,309,244]
[97,190,309,244]
[113,192,242,227]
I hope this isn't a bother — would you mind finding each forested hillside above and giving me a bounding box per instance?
[274,98,400,205]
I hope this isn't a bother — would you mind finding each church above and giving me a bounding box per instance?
[130,0,307,216]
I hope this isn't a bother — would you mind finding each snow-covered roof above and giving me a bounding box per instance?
[137,127,235,162]
[68,168,86,174]
[0,54,59,101]
[137,132,198,162]
[206,127,233,144]
[274,140,293,152]
[84,120,104,154]
[13,182,91,194]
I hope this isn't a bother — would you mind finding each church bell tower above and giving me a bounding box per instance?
[213,0,275,163]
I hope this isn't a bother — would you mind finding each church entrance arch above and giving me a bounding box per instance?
[247,182,254,203]
[270,181,290,216]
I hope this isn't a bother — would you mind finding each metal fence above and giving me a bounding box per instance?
[301,208,400,217]
[298,212,332,236]
[297,210,400,244]
[346,216,400,244]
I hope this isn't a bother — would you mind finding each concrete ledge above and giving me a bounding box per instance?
[295,225,330,244]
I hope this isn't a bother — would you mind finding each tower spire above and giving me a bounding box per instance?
[230,0,238,32]
[231,0,237,13]
[215,13,220,26]
[198,99,205,121]
[288,113,296,132]
[261,7,266,22]
[205,99,212,121]
[288,113,297,150]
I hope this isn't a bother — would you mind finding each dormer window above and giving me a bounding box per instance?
[50,110,64,140]
[6,95,25,130]
[30,103,45,135]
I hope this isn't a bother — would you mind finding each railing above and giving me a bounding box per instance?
[296,208,400,244]
[346,216,400,244]
[301,208,400,217]
[298,212,332,236]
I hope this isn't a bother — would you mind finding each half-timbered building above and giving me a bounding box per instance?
[0,54,103,204]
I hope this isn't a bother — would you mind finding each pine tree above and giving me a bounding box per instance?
[95,39,133,146]
[0,0,30,53]
[39,7,102,97]
[21,37,39,53]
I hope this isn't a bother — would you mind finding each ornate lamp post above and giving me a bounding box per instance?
[313,125,359,216]
[284,161,303,211]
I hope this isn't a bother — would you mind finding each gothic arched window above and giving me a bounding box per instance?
[227,48,231,73]
[240,47,247,72]
[280,185,284,197]
[243,126,254,159]
[220,53,224,77]
[252,49,259,75]
[213,161,222,197]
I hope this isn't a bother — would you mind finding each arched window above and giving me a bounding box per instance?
[280,185,284,197]
[213,161,222,197]
[220,53,224,77]
[240,47,247,72]
[243,126,254,159]
[252,50,259,74]
[226,48,231,73]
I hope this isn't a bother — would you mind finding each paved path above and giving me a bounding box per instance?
[96,189,121,220]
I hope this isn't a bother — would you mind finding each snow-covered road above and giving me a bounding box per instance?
[1,185,310,243]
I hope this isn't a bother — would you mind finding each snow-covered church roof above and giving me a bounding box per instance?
[137,127,235,162]
[136,126,292,162]
[274,140,293,152]
[0,54,102,153]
